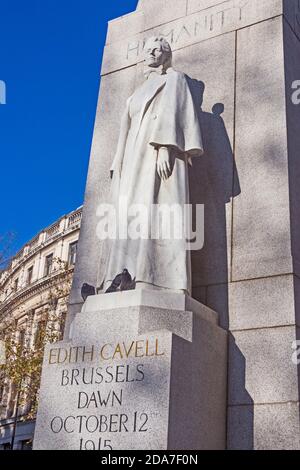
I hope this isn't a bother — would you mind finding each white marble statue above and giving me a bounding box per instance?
[100,36,204,294]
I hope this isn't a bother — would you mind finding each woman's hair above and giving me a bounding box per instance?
[144,36,173,71]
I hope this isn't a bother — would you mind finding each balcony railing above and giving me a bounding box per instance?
[45,222,60,241]
[27,235,39,254]
[67,209,82,229]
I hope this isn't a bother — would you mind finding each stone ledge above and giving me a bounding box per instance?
[81,290,218,325]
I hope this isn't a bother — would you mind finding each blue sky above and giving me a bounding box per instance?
[0,0,138,254]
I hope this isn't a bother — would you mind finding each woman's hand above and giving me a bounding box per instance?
[156,147,171,181]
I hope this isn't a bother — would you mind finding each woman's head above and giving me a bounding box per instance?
[144,36,172,72]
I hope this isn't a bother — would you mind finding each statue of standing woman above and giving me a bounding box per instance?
[99,36,204,294]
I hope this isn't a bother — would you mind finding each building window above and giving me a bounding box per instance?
[13,277,19,291]
[7,384,17,418]
[68,241,78,266]
[44,253,53,277]
[34,320,46,349]
[19,329,26,350]
[59,312,67,339]
[27,266,33,285]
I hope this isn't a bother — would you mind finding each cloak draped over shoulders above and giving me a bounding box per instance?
[149,70,204,159]
[110,69,204,178]
[101,67,204,294]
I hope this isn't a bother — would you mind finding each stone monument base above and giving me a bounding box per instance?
[33,290,227,450]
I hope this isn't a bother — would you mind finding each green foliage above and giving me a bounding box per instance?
[0,257,72,420]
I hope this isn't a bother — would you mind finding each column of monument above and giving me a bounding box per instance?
[34,0,300,450]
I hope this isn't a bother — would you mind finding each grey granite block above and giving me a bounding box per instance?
[228,402,300,450]
[232,17,292,281]
[34,293,227,450]
[229,275,296,330]
[228,326,299,405]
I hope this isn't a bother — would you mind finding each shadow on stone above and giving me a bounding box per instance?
[187,77,240,330]
[227,333,254,450]
[167,314,228,450]
[186,79,254,449]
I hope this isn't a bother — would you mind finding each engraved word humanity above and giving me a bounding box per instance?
[126,0,250,61]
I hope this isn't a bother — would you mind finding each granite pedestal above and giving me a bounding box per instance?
[33,290,227,450]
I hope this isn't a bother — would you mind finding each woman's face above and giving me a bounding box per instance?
[144,40,166,68]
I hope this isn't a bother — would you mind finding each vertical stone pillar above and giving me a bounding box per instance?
[226,6,300,451]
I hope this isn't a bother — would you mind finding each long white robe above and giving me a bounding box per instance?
[100,67,204,293]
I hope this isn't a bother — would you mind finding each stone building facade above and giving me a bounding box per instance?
[0,207,82,450]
